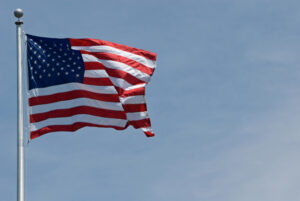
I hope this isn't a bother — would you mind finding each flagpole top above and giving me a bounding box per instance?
[14,8,23,24]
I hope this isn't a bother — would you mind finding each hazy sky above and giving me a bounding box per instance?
[2,0,300,201]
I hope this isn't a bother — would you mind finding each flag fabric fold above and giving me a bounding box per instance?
[26,34,156,139]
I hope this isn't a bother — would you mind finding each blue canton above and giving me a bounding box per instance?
[27,34,85,90]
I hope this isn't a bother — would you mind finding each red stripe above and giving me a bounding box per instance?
[84,62,105,70]
[128,118,151,129]
[144,131,155,137]
[105,68,145,85]
[83,77,113,86]
[69,38,156,61]
[29,90,120,106]
[115,86,145,97]
[30,106,126,123]
[82,51,154,76]
[123,104,147,112]
[84,62,145,85]
[30,122,127,139]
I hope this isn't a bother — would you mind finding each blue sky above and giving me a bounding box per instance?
[2,0,300,200]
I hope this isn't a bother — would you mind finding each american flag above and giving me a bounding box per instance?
[26,34,156,139]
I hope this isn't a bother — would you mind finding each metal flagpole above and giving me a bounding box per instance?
[14,8,25,201]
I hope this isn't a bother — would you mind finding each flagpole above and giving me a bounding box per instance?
[14,8,25,201]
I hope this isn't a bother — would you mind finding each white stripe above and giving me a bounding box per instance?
[30,98,124,115]
[141,127,153,133]
[30,114,127,131]
[84,70,108,78]
[126,111,149,121]
[82,54,150,83]
[126,83,146,91]
[84,70,142,90]
[72,45,156,69]
[84,70,137,90]
[120,95,146,104]
[109,77,132,90]
[28,82,117,97]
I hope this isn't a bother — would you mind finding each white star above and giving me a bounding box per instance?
[59,48,62,51]
[47,54,51,57]
[31,76,34,80]
[48,74,51,77]
[67,64,70,67]
[53,51,57,54]
[54,44,57,47]
[62,60,66,63]
[73,62,76,65]
[52,58,55,61]
[30,47,32,50]
[61,67,64,70]
[33,51,37,55]
[42,59,46,63]
[30,57,33,60]
[76,74,79,77]
[47,63,50,67]
[68,57,72,61]
[38,65,42,69]
[64,53,67,56]
[38,55,41,58]
[77,56,81,60]
[43,69,46,73]
[34,60,37,64]
[58,55,61,58]
[57,72,60,76]
[77,66,81,69]
[72,52,75,55]
[56,63,60,66]
[30,67,33,70]
[71,69,75,72]
[34,71,37,74]
[65,72,69,75]
[52,68,55,71]
[39,75,42,79]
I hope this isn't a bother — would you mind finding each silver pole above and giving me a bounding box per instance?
[14,8,25,201]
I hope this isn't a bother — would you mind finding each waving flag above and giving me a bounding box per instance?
[26,34,156,139]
